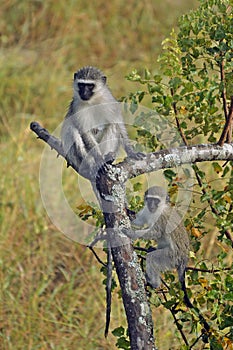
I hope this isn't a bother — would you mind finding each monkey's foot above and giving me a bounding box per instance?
[130,151,145,160]
[145,273,161,289]
[104,152,116,164]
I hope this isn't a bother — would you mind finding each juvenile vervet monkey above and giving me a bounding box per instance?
[61,66,143,181]
[125,186,192,307]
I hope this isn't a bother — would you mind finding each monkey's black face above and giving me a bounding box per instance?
[146,197,161,213]
[78,82,95,101]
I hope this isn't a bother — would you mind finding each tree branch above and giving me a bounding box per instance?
[30,121,65,157]
[96,170,157,349]
[30,121,233,178]
[120,143,233,179]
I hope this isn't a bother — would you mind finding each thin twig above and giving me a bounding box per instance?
[170,88,188,145]
[219,59,228,122]
[187,266,231,273]
[189,334,204,349]
[161,290,189,346]
[218,96,233,146]
[88,231,107,248]
[88,246,106,266]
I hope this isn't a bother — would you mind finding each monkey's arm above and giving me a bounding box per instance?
[123,226,154,240]
[134,227,155,239]
[118,122,145,160]
[81,130,105,163]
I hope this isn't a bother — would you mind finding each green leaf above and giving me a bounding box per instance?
[116,337,130,349]
[163,169,176,181]
[133,182,143,192]
[180,121,187,129]
[223,293,233,302]
[200,193,211,202]
[209,106,218,115]
[209,335,224,350]
[212,162,222,174]
[130,101,138,114]
[138,91,145,102]
[112,326,125,337]
[169,77,182,90]
[153,74,162,83]
[144,68,151,80]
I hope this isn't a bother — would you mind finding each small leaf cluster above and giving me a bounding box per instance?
[112,326,130,350]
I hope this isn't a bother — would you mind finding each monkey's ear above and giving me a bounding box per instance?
[102,76,107,84]
[74,73,77,80]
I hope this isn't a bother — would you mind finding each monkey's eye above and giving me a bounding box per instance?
[147,198,160,206]
[78,83,85,89]
[87,83,95,90]
[78,83,95,90]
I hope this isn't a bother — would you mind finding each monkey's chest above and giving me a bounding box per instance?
[91,126,106,141]
[91,124,118,143]
[91,126,105,134]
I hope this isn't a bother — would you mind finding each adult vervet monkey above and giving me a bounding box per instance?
[61,66,144,336]
[61,66,143,181]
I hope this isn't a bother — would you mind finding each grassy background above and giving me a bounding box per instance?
[0,1,199,349]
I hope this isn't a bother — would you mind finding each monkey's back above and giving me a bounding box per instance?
[153,207,190,266]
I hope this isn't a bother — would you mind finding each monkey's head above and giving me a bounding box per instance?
[73,66,107,102]
[144,186,169,213]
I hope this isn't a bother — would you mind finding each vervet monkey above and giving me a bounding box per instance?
[125,186,192,307]
[61,66,144,335]
[61,66,143,181]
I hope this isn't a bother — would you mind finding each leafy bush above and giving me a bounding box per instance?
[120,1,233,348]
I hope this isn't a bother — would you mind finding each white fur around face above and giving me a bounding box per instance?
[73,79,115,107]
[132,197,167,229]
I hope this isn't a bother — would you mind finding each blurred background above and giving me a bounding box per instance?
[0,1,198,349]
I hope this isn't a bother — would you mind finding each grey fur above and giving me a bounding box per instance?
[74,66,105,82]
[127,186,190,292]
[61,66,143,181]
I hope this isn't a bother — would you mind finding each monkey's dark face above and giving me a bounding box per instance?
[146,197,161,213]
[77,82,95,101]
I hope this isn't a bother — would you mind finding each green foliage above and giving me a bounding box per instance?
[126,0,233,348]
[127,0,233,143]
[112,327,130,349]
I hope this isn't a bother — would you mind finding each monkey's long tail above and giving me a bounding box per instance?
[104,239,112,337]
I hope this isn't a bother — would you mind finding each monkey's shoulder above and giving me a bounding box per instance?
[154,208,187,235]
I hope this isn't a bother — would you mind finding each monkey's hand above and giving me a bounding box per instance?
[104,152,116,164]
[128,151,145,160]
[126,208,136,221]
[121,227,135,239]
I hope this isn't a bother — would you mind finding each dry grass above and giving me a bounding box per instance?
[0,1,199,349]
